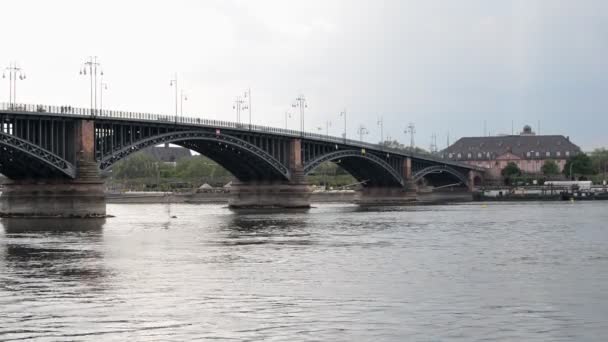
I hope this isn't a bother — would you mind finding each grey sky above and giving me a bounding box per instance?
[2,0,607,150]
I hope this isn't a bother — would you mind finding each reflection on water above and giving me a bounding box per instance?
[2,217,106,233]
[0,203,608,341]
[222,215,313,247]
[0,218,109,296]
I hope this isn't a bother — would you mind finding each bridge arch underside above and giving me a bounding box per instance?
[0,141,75,180]
[304,151,404,187]
[415,168,469,188]
[100,131,290,183]
[176,140,289,182]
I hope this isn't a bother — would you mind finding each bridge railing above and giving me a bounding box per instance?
[0,102,482,171]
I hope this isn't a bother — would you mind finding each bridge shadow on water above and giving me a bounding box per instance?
[1,217,106,234]
[218,212,314,247]
[0,218,110,291]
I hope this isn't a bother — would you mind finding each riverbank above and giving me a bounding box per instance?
[105,191,359,204]
[105,190,475,205]
[474,187,608,202]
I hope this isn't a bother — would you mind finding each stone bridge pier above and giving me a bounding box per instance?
[355,157,417,206]
[0,120,106,217]
[228,138,311,209]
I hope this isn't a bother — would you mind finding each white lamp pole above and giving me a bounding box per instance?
[292,95,308,134]
[169,73,178,123]
[80,56,103,116]
[2,62,26,108]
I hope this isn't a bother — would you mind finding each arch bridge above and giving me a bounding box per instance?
[0,103,483,216]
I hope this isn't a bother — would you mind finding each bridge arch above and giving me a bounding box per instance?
[99,130,291,182]
[413,165,469,187]
[0,132,76,179]
[303,149,404,187]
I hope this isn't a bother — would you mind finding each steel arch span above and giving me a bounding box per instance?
[99,130,291,181]
[303,149,405,187]
[413,165,469,186]
[0,132,76,179]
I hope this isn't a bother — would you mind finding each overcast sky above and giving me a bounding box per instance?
[1,0,607,150]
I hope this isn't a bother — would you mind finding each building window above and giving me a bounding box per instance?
[527,152,531,157]
[467,153,472,158]
[478,153,482,158]
[449,153,453,158]
[556,151,561,157]
[487,152,491,158]
[535,152,540,157]
[565,151,570,157]
[457,153,462,158]
[546,152,550,157]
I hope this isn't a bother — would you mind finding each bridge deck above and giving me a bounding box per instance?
[0,102,483,172]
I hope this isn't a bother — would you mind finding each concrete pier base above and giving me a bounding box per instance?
[0,180,106,218]
[355,187,417,206]
[0,161,106,218]
[229,182,311,209]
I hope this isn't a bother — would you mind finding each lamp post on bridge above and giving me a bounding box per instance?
[79,56,103,117]
[405,122,416,151]
[233,96,248,126]
[2,62,26,109]
[377,116,384,146]
[340,109,347,141]
[100,81,108,113]
[357,125,369,142]
[285,110,291,129]
[180,90,188,117]
[169,73,179,124]
[292,95,307,135]
[244,88,252,129]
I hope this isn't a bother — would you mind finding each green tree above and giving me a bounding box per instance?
[501,162,521,177]
[541,160,560,176]
[563,153,595,178]
[170,155,233,180]
[112,153,158,179]
[590,148,608,175]
[378,139,430,154]
[174,156,216,179]
[379,139,406,150]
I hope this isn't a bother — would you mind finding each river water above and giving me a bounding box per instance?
[1,202,607,341]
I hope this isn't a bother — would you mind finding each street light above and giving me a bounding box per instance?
[180,90,188,117]
[285,110,291,129]
[569,161,577,181]
[325,120,332,137]
[405,122,416,150]
[340,109,347,141]
[357,125,369,142]
[233,96,248,125]
[244,88,252,128]
[80,56,103,116]
[169,73,179,123]
[292,95,307,134]
[100,81,108,113]
[377,116,384,145]
[2,62,26,108]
